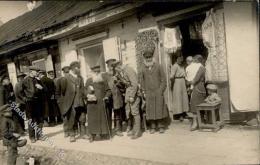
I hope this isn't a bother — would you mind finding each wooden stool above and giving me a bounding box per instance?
[196,103,224,132]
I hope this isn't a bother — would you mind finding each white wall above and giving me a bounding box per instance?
[224,2,259,111]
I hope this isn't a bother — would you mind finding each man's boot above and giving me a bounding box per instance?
[115,120,123,136]
[127,119,134,136]
[79,123,89,139]
[131,115,142,140]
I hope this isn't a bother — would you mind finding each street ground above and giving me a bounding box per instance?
[0,120,259,165]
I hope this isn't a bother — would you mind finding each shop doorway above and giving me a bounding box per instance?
[166,13,207,65]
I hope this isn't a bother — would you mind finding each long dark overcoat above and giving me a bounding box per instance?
[139,63,168,120]
[85,74,110,135]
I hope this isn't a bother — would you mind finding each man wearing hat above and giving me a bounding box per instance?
[139,43,168,134]
[104,58,124,136]
[1,75,15,104]
[113,60,141,139]
[14,72,27,134]
[56,61,87,142]
[22,66,44,143]
[55,65,70,137]
[39,70,56,127]
[85,65,111,142]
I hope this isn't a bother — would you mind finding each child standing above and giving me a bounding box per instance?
[1,104,27,165]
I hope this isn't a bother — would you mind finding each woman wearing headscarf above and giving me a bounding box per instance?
[170,56,189,121]
[188,55,207,131]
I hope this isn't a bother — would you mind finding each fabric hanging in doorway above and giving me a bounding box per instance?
[202,9,228,82]
[164,27,182,54]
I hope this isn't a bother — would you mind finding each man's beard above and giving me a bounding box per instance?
[92,73,103,83]
[143,59,154,67]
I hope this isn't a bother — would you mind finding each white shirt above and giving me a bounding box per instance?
[185,62,202,89]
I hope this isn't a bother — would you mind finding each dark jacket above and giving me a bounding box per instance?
[14,81,26,105]
[56,74,84,115]
[22,76,36,101]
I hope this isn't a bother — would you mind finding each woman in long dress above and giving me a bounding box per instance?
[170,56,189,121]
[188,55,207,131]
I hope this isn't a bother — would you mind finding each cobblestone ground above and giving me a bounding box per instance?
[0,146,169,165]
[0,120,259,165]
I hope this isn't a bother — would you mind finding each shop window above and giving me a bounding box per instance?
[81,43,106,77]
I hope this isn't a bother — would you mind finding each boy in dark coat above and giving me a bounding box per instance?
[1,102,27,165]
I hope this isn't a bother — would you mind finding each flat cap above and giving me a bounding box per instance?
[17,72,26,78]
[206,84,218,91]
[62,65,70,71]
[47,70,54,74]
[70,61,80,69]
[90,65,101,71]
[111,60,122,67]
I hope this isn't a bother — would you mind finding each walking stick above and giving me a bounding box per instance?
[103,99,112,141]
[141,96,147,132]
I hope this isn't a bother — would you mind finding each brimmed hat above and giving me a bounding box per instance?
[206,84,218,91]
[62,65,70,71]
[17,72,26,78]
[90,65,101,71]
[111,60,122,67]
[70,61,80,69]
[105,59,116,66]
[47,70,54,74]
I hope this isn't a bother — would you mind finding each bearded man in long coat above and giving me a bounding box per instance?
[139,43,168,134]
[85,65,111,142]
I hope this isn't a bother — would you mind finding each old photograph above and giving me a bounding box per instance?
[0,1,259,165]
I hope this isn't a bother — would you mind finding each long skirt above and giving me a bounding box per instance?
[172,79,189,115]
[190,88,207,113]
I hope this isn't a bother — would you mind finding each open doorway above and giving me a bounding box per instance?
[167,14,207,65]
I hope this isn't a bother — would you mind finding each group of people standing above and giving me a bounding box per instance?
[0,42,212,146]
[170,54,207,131]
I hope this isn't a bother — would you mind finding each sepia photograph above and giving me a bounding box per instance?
[0,0,259,165]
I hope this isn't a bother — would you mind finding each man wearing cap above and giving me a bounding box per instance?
[104,58,125,136]
[55,65,70,137]
[113,60,141,139]
[22,66,44,143]
[85,65,111,142]
[139,42,167,134]
[14,72,27,134]
[56,61,87,142]
[2,75,15,104]
[39,70,55,127]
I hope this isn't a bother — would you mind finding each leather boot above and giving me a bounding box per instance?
[126,119,133,136]
[131,115,142,140]
[79,124,89,139]
[115,120,123,136]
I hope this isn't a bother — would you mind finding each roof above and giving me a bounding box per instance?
[0,1,118,47]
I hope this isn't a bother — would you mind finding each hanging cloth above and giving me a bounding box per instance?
[164,27,182,54]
